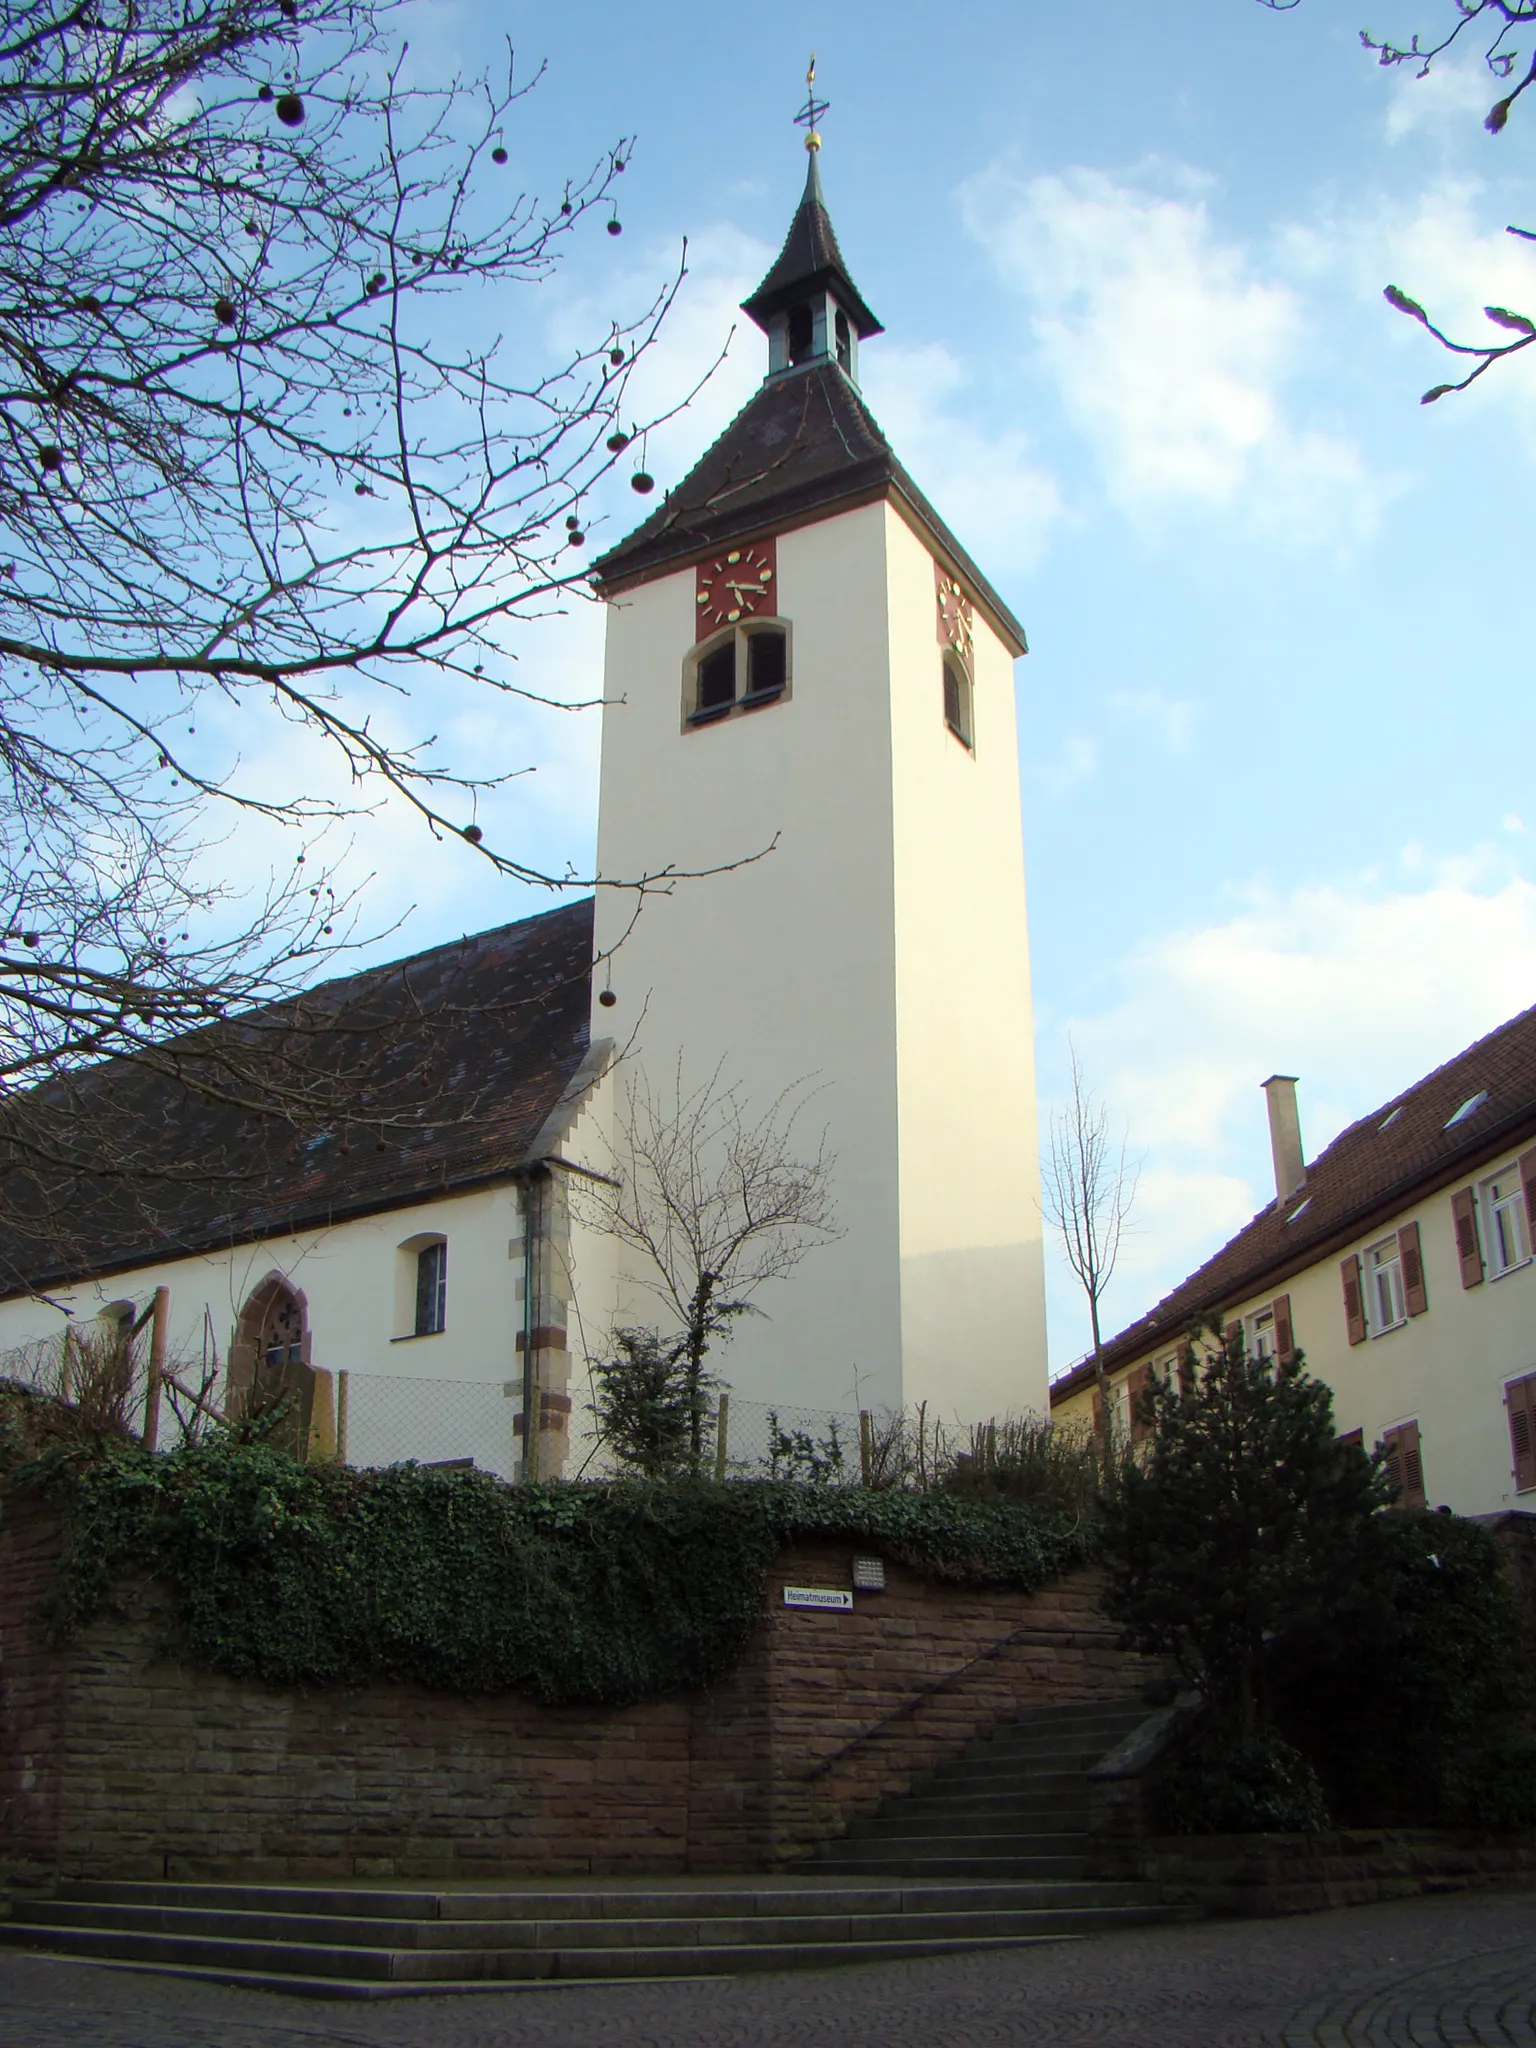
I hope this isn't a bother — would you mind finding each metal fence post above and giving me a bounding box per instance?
[714,1393,730,1482]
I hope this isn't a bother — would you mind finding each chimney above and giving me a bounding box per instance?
[1262,1075,1306,1205]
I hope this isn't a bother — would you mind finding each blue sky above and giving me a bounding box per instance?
[252,0,1536,1376]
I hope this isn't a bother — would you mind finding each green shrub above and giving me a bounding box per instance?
[1155,1727,1331,1836]
[10,1436,1089,1706]
[942,1414,1102,1518]
[1271,1508,1534,1825]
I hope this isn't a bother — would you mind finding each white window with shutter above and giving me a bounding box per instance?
[1481,1166,1531,1278]
[1365,1236,1407,1335]
[1246,1306,1278,1362]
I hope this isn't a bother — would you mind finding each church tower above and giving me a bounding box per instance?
[588,100,1047,1425]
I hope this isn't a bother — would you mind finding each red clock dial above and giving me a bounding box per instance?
[696,538,777,637]
[935,563,974,666]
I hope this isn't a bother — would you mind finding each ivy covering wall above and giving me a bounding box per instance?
[7,1440,1090,1706]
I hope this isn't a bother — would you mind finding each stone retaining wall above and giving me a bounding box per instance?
[0,1503,1155,1884]
[1142,1828,1536,1916]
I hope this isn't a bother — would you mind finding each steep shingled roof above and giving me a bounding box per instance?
[740,152,882,339]
[591,362,1027,654]
[1051,1000,1536,1402]
[2,898,596,1297]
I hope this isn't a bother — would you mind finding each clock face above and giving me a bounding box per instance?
[696,537,776,637]
[935,567,974,666]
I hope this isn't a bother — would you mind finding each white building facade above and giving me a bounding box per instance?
[0,142,1050,1466]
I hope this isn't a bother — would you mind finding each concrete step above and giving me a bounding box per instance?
[0,1930,1081,1994]
[817,1852,1090,1880]
[851,1810,1088,1843]
[38,1874,1164,1920]
[1,1899,1173,1959]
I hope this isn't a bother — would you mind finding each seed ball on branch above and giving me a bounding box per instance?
[606,218,622,236]
[275,92,305,126]
[491,147,508,165]
[606,430,630,452]
[258,83,274,100]
[609,348,625,367]
[214,296,236,324]
[462,823,483,844]
[630,470,654,494]
[38,446,62,473]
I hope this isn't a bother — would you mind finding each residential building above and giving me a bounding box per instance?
[1050,1009,1536,1516]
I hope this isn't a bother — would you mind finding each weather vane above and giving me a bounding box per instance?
[794,55,828,153]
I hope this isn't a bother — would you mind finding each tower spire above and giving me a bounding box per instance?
[795,55,828,155]
[741,59,882,379]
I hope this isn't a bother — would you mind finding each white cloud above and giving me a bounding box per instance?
[1108,688,1197,755]
[1043,849,1536,1367]
[1384,55,1499,142]
[860,342,1064,573]
[960,162,1384,543]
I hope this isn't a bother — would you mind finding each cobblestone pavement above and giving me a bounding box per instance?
[1,1889,1534,2048]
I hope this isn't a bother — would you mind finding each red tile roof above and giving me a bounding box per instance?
[1050,1001,1536,1403]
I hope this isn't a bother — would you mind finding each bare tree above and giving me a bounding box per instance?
[1042,1043,1138,1455]
[586,1063,839,1465]
[1257,0,1536,394]
[0,0,712,1189]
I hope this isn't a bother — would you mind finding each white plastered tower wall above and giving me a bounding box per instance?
[589,494,1048,1423]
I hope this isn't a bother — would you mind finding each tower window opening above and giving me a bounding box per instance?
[787,301,814,365]
[415,1239,448,1336]
[746,627,788,698]
[696,640,737,712]
[834,308,851,371]
[943,651,974,751]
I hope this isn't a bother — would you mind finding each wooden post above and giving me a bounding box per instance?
[336,1369,350,1465]
[142,1285,169,1451]
[713,1393,730,1483]
[859,1408,872,1487]
[60,1323,76,1404]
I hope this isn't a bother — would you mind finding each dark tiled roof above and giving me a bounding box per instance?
[1051,1001,1536,1402]
[740,154,882,339]
[591,362,1027,655]
[1,899,595,1297]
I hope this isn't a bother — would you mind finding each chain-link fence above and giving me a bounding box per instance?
[336,1372,521,1481]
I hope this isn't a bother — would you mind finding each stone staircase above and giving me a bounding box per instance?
[817,1698,1157,1880]
[0,1700,1184,1995]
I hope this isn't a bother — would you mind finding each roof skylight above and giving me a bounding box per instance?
[1444,1090,1489,1129]
[1286,1197,1312,1223]
[1379,1107,1403,1131]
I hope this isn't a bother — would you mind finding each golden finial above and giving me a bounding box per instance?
[795,55,828,153]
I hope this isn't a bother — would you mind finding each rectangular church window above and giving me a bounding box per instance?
[696,641,736,713]
[746,628,787,698]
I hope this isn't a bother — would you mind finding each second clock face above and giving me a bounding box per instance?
[696,538,776,635]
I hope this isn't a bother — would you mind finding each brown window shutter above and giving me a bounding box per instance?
[1520,1148,1536,1254]
[1176,1341,1195,1394]
[1397,1221,1428,1316]
[1223,1319,1242,1356]
[1451,1186,1484,1288]
[1127,1364,1154,1444]
[1381,1421,1425,1509]
[1507,1374,1536,1493]
[1272,1293,1294,1363]
[1340,1255,1366,1346]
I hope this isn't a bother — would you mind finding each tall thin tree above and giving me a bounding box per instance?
[1042,1042,1138,1455]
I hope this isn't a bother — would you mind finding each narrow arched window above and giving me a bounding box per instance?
[943,650,974,751]
[415,1239,447,1336]
[787,301,814,365]
[835,309,851,372]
